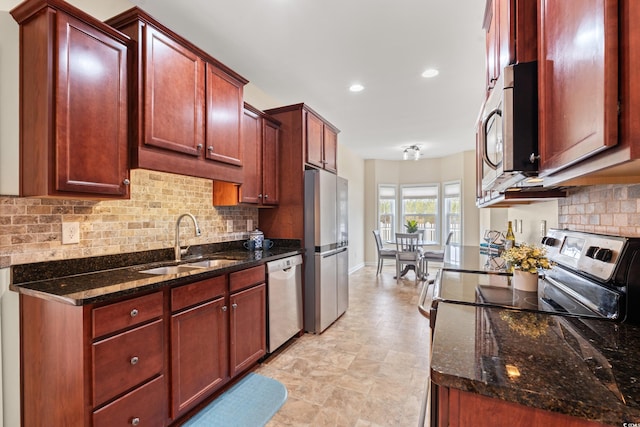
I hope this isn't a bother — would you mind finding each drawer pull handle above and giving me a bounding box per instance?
[131,417,140,426]
[130,356,139,365]
[130,309,138,318]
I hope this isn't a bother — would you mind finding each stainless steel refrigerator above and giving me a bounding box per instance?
[304,168,349,333]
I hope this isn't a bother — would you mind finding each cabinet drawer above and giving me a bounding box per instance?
[171,275,227,312]
[93,375,166,427]
[229,265,265,293]
[93,319,164,406]
[93,292,163,338]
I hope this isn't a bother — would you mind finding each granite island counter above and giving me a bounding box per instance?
[430,302,640,426]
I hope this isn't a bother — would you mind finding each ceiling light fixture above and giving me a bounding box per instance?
[421,68,439,78]
[349,83,364,92]
[403,145,421,161]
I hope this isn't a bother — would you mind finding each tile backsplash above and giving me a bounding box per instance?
[0,169,258,268]
[558,184,640,237]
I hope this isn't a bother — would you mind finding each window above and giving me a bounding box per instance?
[401,185,439,242]
[377,185,396,242]
[443,181,461,244]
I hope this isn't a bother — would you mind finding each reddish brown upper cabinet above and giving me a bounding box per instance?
[537,0,619,178]
[482,0,537,92]
[106,8,248,184]
[11,0,131,199]
[305,109,338,173]
[241,104,280,206]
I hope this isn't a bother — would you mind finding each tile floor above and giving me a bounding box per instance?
[255,264,432,426]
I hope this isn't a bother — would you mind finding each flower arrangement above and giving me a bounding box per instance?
[502,243,552,274]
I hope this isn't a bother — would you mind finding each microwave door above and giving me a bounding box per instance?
[481,106,503,190]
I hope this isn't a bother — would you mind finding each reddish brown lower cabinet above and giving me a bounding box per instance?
[20,291,166,427]
[437,387,609,427]
[230,284,267,376]
[19,264,269,426]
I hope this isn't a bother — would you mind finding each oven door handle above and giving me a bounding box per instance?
[418,270,440,318]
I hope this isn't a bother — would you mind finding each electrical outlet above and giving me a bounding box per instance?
[62,222,80,244]
[247,219,253,231]
[226,220,233,233]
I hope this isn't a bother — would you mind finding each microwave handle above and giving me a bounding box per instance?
[481,107,502,170]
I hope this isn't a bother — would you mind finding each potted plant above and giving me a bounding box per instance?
[404,219,419,234]
[502,243,553,292]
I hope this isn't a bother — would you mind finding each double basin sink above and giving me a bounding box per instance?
[139,258,241,276]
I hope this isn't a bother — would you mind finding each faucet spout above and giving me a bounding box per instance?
[175,213,202,262]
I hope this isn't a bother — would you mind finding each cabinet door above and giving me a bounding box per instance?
[240,108,262,204]
[262,118,280,205]
[55,13,129,196]
[538,0,619,176]
[205,64,244,166]
[230,284,266,377]
[171,296,228,417]
[306,111,325,169]
[144,26,205,157]
[323,125,338,173]
[484,0,500,91]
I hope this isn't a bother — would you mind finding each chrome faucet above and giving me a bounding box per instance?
[175,213,202,262]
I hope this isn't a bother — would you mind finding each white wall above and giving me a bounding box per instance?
[364,150,481,264]
[0,12,19,196]
[337,144,365,272]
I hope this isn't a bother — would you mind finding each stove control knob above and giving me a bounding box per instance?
[595,248,613,262]
[585,246,599,258]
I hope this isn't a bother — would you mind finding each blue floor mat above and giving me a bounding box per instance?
[182,373,288,427]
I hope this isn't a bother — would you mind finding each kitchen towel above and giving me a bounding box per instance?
[182,373,287,427]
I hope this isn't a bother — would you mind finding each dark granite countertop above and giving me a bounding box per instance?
[431,302,640,426]
[442,245,507,273]
[10,240,303,306]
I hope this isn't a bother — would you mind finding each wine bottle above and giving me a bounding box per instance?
[505,221,516,249]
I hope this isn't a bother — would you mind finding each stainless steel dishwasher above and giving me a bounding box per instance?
[266,255,303,353]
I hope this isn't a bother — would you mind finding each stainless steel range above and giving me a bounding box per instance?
[427,229,640,328]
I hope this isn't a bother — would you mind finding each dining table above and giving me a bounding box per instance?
[386,240,438,281]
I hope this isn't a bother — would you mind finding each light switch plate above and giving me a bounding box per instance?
[226,220,233,232]
[247,219,253,231]
[62,222,80,244]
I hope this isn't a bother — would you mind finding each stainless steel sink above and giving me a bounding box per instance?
[139,265,202,275]
[184,259,239,269]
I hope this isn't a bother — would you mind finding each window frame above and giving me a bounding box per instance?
[377,184,398,243]
[400,183,440,244]
[442,180,462,245]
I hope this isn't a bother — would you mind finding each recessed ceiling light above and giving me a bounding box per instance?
[421,68,439,78]
[349,83,364,92]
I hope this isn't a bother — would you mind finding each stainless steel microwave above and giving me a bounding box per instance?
[479,61,538,193]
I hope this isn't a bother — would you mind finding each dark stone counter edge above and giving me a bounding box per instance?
[10,240,303,306]
[430,369,625,426]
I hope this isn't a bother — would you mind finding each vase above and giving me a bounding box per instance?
[512,270,539,292]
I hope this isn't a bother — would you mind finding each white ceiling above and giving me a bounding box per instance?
[5,0,489,161]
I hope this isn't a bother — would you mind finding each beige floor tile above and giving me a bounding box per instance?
[261,265,431,427]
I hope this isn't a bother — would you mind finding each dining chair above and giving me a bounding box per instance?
[422,231,454,262]
[395,232,422,284]
[373,230,397,275]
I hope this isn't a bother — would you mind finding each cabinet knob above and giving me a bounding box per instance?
[123,178,130,186]
[130,356,139,365]
[197,144,203,150]
[258,194,262,198]
[207,146,214,152]
[264,194,268,199]
[131,417,140,426]
[232,303,238,309]
[130,309,138,318]
[222,306,228,312]
[529,153,540,163]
